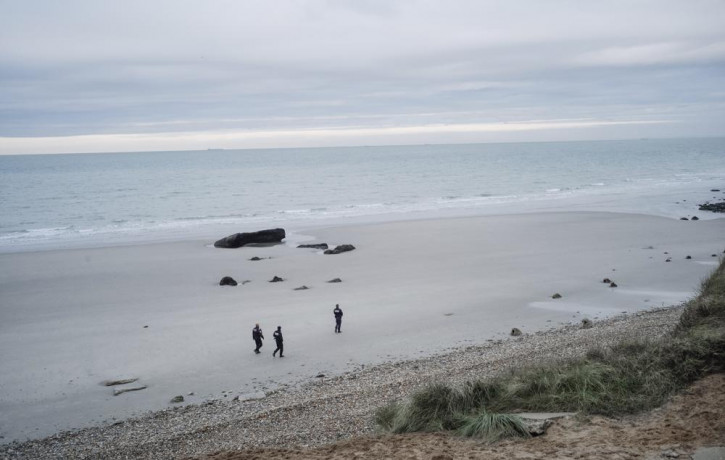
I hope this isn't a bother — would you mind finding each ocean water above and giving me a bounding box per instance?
[1,138,724,252]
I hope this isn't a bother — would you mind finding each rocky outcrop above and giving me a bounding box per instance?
[293,285,309,291]
[269,276,284,283]
[214,228,286,248]
[219,276,237,286]
[297,244,329,250]
[327,278,342,283]
[170,395,184,404]
[324,244,356,255]
[581,318,593,329]
[551,293,562,299]
[510,328,522,336]
[698,201,725,213]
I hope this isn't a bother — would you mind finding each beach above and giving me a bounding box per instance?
[1,211,723,454]
[3,1,725,456]
[3,298,725,459]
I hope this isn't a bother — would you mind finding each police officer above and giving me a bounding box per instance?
[252,323,264,354]
[333,304,343,333]
[272,326,284,357]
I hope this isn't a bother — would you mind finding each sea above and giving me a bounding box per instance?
[1,137,724,253]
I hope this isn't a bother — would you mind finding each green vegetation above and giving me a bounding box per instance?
[376,260,725,439]
[457,412,530,442]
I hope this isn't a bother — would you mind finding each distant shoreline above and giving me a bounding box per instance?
[2,138,724,253]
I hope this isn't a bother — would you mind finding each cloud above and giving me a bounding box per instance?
[1,0,724,151]
[575,41,725,67]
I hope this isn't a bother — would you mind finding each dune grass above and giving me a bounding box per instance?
[376,259,725,439]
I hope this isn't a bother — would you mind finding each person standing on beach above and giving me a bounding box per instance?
[333,304,343,333]
[252,323,264,354]
[272,326,284,357]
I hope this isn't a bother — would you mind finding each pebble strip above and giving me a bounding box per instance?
[0,306,684,460]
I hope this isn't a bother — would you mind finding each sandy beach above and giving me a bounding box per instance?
[0,211,723,451]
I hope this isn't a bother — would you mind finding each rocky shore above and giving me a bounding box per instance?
[0,305,686,460]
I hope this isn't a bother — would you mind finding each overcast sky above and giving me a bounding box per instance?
[1,0,724,154]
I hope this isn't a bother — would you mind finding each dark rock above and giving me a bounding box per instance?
[666,258,672,262]
[711,189,721,192]
[327,278,342,283]
[713,254,718,257]
[686,255,692,259]
[551,293,562,299]
[293,285,309,290]
[510,328,522,336]
[691,216,699,220]
[297,243,329,250]
[214,228,286,248]
[698,201,725,213]
[602,278,612,283]
[610,282,618,288]
[315,373,325,378]
[249,256,263,261]
[170,395,184,404]
[113,386,147,396]
[581,318,593,329]
[219,276,237,286]
[324,244,356,255]
[103,378,138,386]
[680,217,689,220]
[269,276,284,282]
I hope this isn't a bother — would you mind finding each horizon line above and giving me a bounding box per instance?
[0,118,682,156]
[2,134,722,157]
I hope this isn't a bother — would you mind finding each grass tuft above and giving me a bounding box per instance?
[389,384,462,432]
[457,411,530,442]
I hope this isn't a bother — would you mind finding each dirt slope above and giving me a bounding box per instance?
[198,373,725,460]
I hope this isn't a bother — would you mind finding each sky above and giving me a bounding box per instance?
[1,0,724,154]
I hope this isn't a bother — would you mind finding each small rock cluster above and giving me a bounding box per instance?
[698,201,725,213]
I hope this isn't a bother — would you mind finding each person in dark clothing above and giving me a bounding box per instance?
[272,326,284,357]
[333,304,343,333]
[252,323,264,354]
